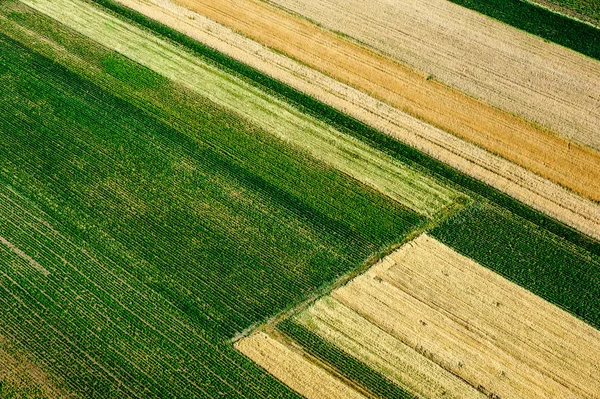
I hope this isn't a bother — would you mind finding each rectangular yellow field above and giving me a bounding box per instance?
[330,234,600,399]
[294,296,485,399]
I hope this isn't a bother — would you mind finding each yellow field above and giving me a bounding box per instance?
[242,235,600,398]
[234,332,369,399]
[294,296,485,399]
[113,0,600,240]
[328,235,600,398]
[271,0,600,152]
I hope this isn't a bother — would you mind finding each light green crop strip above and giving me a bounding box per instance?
[21,0,461,216]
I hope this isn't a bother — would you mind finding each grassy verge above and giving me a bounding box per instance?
[448,0,600,60]
[277,320,415,399]
[87,0,600,258]
[431,202,600,330]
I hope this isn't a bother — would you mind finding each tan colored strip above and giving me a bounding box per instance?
[0,236,50,276]
[170,0,600,202]
[295,297,485,399]
[112,0,600,239]
[234,332,369,399]
[333,235,600,399]
[270,0,600,150]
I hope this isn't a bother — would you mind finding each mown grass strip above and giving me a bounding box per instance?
[431,202,600,330]
[86,0,600,257]
[534,0,600,24]
[277,320,415,399]
[448,0,600,60]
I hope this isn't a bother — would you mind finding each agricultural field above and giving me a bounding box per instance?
[266,0,600,151]
[111,0,600,241]
[257,234,600,398]
[1,0,600,397]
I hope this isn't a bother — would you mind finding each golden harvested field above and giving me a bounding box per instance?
[327,235,600,399]
[271,0,600,151]
[167,0,600,203]
[114,0,600,240]
[234,332,369,399]
[294,296,485,399]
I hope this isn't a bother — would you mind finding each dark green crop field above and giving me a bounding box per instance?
[2,0,600,398]
[431,202,600,330]
[0,7,424,397]
[448,0,600,60]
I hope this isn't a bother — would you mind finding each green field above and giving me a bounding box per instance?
[0,2,430,397]
[448,0,600,60]
[2,0,600,397]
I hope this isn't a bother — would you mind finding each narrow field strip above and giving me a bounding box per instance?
[21,0,459,217]
[267,0,600,152]
[105,0,600,240]
[331,235,600,399]
[162,0,600,203]
[234,332,368,399]
[0,335,78,399]
[293,297,484,399]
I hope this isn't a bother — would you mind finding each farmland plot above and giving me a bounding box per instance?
[162,0,600,205]
[21,0,461,217]
[0,8,427,396]
[106,0,600,241]
[269,0,600,152]
[269,235,600,398]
